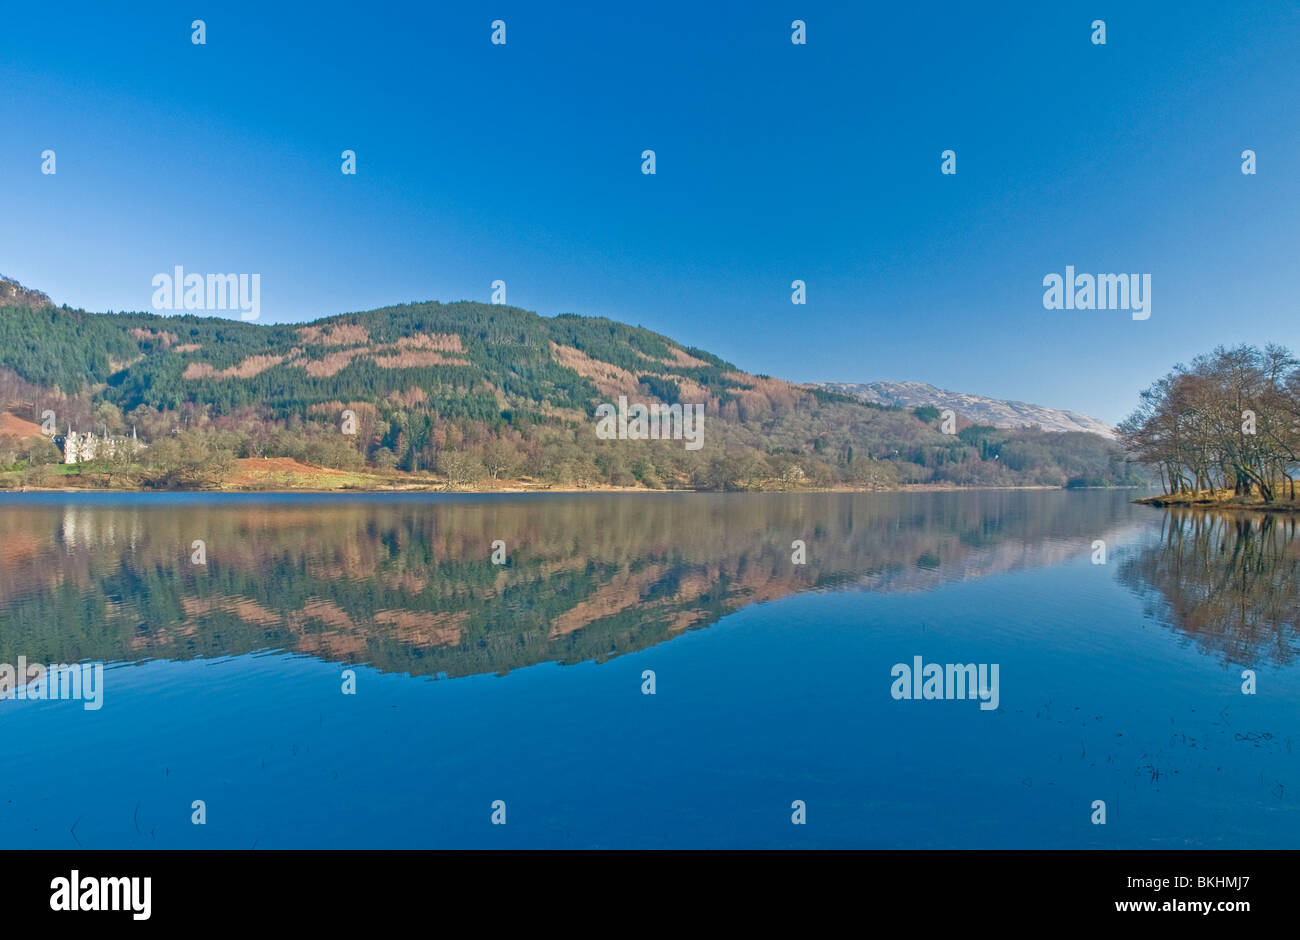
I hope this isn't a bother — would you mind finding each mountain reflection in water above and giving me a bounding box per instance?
[0,490,1160,679]
[7,490,1292,678]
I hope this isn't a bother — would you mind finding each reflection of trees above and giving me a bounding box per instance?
[0,491,1132,678]
[1118,509,1300,665]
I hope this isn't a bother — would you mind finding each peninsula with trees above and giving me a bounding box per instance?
[1119,344,1300,510]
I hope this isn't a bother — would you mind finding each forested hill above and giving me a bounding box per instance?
[0,280,1144,489]
[0,275,52,309]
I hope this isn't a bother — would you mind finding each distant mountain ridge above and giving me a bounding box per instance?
[813,381,1116,439]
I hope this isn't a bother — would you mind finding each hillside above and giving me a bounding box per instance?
[0,412,44,440]
[0,276,1144,490]
[814,381,1116,438]
[0,275,51,310]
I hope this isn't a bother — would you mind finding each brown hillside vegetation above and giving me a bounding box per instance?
[184,354,287,380]
[229,457,349,485]
[0,413,46,440]
[550,341,643,399]
[296,323,371,346]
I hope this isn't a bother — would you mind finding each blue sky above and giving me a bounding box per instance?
[1,1,1296,424]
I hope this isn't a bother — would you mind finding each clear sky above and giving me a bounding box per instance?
[1,1,1296,424]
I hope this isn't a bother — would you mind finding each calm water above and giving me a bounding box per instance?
[0,490,1295,848]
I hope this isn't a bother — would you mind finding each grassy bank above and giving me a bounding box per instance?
[0,457,1125,495]
[1136,489,1300,513]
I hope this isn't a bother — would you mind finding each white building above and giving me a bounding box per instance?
[59,427,142,464]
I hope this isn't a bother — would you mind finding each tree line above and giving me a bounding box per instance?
[1118,344,1300,501]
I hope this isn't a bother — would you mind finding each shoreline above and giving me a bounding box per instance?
[1135,493,1300,514]
[0,481,1141,496]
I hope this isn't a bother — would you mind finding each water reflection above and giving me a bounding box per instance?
[1120,509,1300,666]
[0,491,1151,680]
